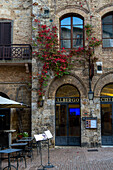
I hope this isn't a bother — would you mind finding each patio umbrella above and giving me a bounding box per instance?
[0,96,29,108]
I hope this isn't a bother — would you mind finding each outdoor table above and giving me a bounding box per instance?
[10,142,28,147]
[0,148,22,170]
[17,137,34,160]
[10,142,28,152]
[17,137,34,142]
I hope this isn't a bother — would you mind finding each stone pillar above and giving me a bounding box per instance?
[32,1,38,136]
[81,97,101,147]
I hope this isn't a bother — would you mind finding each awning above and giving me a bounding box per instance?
[0,96,29,108]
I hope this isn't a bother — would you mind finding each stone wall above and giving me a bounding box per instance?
[0,0,32,142]
[0,0,32,44]
[32,0,113,147]
[0,65,31,140]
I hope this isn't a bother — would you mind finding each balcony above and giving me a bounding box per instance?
[0,44,32,64]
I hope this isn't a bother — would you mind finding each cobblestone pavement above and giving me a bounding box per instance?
[1,147,113,170]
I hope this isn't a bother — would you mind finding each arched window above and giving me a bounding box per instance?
[60,14,84,49]
[56,84,80,97]
[102,12,113,48]
[100,83,113,96]
[100,83,113,145]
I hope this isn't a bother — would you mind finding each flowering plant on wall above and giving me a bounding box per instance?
[32,19,73,102]
[32,19,102,106]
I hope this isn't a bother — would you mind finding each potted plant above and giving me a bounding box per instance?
[17,132,29,139]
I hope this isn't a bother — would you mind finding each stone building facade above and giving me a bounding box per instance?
[32,0,113,147]
[0,0,32,146]
[1,0,113,148]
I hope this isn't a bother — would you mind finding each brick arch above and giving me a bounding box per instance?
[94,72,113,96]
[96,4,113,17]
[48,74,87,99]
[55,5,89,19]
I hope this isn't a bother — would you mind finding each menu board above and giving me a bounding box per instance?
[86,118,97,129]
[34,130,53,141]
[44,130,53,139]
[34,133,47,141]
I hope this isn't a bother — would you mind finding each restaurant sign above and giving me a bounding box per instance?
[55,97,79,103]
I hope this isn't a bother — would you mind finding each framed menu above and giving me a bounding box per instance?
[85,117,97,129]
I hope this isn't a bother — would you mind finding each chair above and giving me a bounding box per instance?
[10,144,27,168]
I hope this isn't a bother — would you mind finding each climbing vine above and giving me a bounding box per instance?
[32,20,73,100]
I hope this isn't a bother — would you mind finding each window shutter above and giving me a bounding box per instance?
[3,22,11,45]
[0,23,2,45]
[0,22,11,45]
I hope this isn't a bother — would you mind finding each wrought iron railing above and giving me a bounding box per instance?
[0,44,32,60]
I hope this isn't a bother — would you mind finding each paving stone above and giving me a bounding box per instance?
[1,147,113,170]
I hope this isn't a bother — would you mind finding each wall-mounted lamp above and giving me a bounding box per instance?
[88,90,94,100]
[38,96,45,107]
[40,100,44,107]
[96,62,102,74]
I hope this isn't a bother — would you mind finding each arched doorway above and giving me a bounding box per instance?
[55,84,81,146]
[101,83,113,145]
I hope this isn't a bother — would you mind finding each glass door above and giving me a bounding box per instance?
[55,104,67,145]
[101,104,113,145]
[68,104,80,145]
[55,103,81,146]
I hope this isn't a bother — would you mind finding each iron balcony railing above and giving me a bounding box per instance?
[0,44,32,60]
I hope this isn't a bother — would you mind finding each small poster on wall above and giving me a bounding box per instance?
[85,117,97,129]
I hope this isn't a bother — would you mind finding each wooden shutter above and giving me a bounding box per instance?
[0,23,2,45]
[0,22,11,45]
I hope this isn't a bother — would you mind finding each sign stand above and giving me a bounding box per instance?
[44,130,54,169]
[34,131,54,169]
[34,134,47,170]
[38,141,47,170]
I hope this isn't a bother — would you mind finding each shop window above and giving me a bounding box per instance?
[102,12,113,48]
[60,14,84,49]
